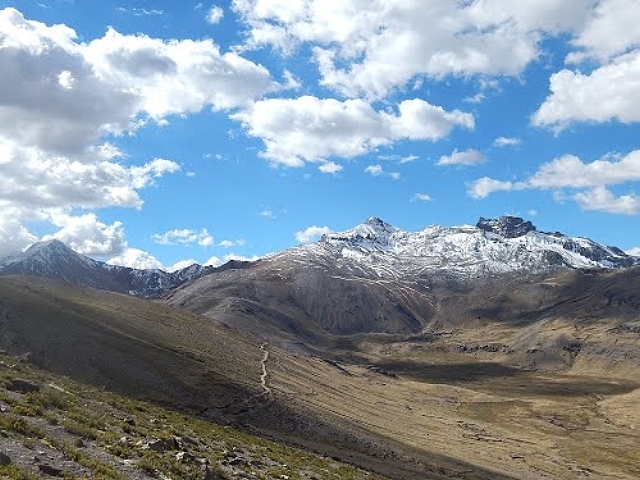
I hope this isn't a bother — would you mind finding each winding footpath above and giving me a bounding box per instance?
[259,343,271,395]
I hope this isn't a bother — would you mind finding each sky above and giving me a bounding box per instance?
[1,0,639,270]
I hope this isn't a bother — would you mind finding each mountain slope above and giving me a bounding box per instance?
[0,240,225,297]
[166,216,638,338]
[0,275,521,480]
[0,274,261,408]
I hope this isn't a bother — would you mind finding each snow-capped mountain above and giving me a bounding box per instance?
[0,239,216,297]
[283,216,636,280]
[1,216,636,300]
[165,216,639,337]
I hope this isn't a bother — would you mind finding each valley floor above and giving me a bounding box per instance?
[258,329,640,480]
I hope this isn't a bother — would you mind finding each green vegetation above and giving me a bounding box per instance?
[0,352,386,479]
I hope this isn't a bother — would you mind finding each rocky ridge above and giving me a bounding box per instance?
[0,240,250,297]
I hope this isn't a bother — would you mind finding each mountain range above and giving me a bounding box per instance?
[0,238,249,297]
[0,216,637,299]
[1,215,640,479]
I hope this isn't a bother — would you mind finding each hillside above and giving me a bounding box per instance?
[1,216,640,479]
[0,349,387,480]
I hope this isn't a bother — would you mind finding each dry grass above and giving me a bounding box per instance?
[2,274,640,479]
[264,325,640,479]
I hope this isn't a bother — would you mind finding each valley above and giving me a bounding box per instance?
[260,329,640,479]
[0,217,639,479]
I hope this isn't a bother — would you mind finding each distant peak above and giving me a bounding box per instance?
[476,216,537,238]
[364,217,390,227]
[25,238,70,252]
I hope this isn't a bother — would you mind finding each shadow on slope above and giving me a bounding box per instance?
[0,275,260,410]
[0,276,520,480]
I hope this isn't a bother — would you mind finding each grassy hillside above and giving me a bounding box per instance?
[0,350,387,480]
[2,274,640,479]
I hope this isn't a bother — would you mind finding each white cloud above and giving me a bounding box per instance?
[399,155,419,164]
[573,187,640,215]
[0,140,180,212]
[152,228,214,247]
[206,5,224,24]
[469,177,519,199]
[107,248,164,270]
[0,7,277,262]
[231,96,473,167]
[412,193,432,202]
[569,0,640,63]
[0,218,37,257]
[85,26,284,119]
[204,255,222,267]
[0,8,136,155]
[42,212,126,257]
[260,209,276,219]
[233,0,590,98]
[218,239,246,248]
[438,148,485,166]
[204,253,261,267]
[364,164,401,180]
[318,161,343,175]
[167,259,199,272]
[295,226,332,244]
[365,165,384,177]
[493,136,521,148]
[469,150,640,215]
[533,50,640,129]
[626,247,640,256]
[116,7,164,17]
[223,253,261,263]
[527,152,640,189]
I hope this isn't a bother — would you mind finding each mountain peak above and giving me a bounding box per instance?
[25,238,71,254]
[476,216,537,238]
[364,216,390,227]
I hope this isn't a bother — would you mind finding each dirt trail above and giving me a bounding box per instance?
[259,343,270,395]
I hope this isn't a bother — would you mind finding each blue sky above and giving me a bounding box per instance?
[1,0,639,269]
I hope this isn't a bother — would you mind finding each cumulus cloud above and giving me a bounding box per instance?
[295,226,333,244]
[206,5,224,24]
[469,178,519,199]
[0,218,37,257]
[533,0,640,129]
[365,165,384,177]
[204,253,261,267]
[573,187,640,215]
[152,228,214,247]
[469,150,640,215]
[167,259,199,272]
[0,8,137,155]
[85,26,284,119]
[107,248,164,270]
[42,212,126,257]
[533,51,640,129]
[233,0,590,98]
[0,7,282,263]
[437,148,485,166]
[0,140,180,212]
[569,0,640,63]
[231,96,473,167]
[318,161,343,174]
